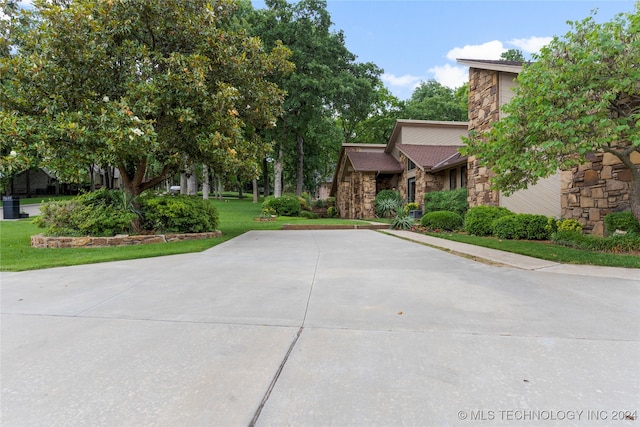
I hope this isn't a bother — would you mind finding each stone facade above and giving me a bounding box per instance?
[467,68,500,207]
[561,152,639,235]
[31,231,222,248]
[332,123,468,219]
[396,153,447,207]
[466,64,636,235]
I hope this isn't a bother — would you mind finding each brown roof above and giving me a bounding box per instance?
[432,152,467,172]
[347,151,403,173]
[396,144,466,170]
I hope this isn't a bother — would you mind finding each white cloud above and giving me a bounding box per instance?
[382,73,424,99]
[428,64,468,89]
[381,72,422,89]
[508,36,553,54]
[445,40,506,61]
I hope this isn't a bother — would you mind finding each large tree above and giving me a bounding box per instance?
[349,85,404,144]
[462,5,640,221]
[0,0,292,199]
[403,80,468,122]
[252,0,381,196]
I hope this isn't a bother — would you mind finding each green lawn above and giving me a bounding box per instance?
[0,197,367,271]
[425,232,640,269]
[1,197,638,271]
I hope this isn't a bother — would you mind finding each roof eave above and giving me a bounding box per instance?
[456,58,523,74]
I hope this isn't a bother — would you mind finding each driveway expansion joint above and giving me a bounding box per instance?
[250,326,304,427]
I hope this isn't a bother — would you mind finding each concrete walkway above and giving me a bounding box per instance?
[384,229,640,281]
[1,230,638,426]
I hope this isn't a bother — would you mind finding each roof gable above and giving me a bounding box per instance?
[386,120,468,153]
[396,144,466,170]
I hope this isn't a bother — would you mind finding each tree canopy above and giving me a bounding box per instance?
[500,49,525,62]
[462,5,640,220]
[0,0,293,197]
[251,0,381,195]
[403,80,468,122]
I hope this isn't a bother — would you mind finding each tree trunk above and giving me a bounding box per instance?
[217,176,223,200]
[202,165,210,200]
[187,169,197,195]
[274,145,283,198]
[609,148,640,223]
[296,134,304,196]
[629,164,640,223]
[104,166,111,189]
[262,157,270,197]
[238,177,243,199]
[252,178,258,203]
[180,173,187,195]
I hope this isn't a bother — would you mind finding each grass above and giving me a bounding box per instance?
[0,197,368,271]
[425,232,640,269]
[1,196,638,271]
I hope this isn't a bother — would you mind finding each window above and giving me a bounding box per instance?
[407,159,416,171]
[461,166,468,188]
[449,170,457,190]
[407,177,416,202]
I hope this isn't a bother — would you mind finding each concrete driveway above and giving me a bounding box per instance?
[1,230,638,426]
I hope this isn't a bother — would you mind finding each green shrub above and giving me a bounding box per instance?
[140,194,219,233]
[604,211,640,235]
[424,188,468,216]
[552,230,640,253]
[464,206,513,236]
[420,210,464,231]
[375,197,402,218]
[376,189,403,203]
[326,197,336,208]
[34,189,136,236]
[262,195,301,217]
[491,215,524,240]
[326,206,338,218]
[298,193,311,211]
[375,190,402,218]
[299,210,318,219]
[314,199,327,208]
[556,218,583,232]
[492,214,550,240]
[390,214,415,230]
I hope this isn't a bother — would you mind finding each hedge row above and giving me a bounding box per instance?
[35,189,219,236]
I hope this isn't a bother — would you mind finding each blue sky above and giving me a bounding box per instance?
[252,0,637,99]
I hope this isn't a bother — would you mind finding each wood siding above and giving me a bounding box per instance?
[500,172,561,218]
[400,126,466,146]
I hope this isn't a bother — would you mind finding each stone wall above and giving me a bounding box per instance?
[31,231,222,248]
[467,68,501,207]
[561,152,638,235]
[347,171,376,219]
[337,180,350,219]
[465,66,636,235]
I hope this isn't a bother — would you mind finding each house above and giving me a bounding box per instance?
[459,58,637,235]
[331,120,468,219]
[4,168,60,196]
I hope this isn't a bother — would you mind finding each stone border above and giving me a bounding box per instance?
[31,231,222,248]
[281,224,389,230]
